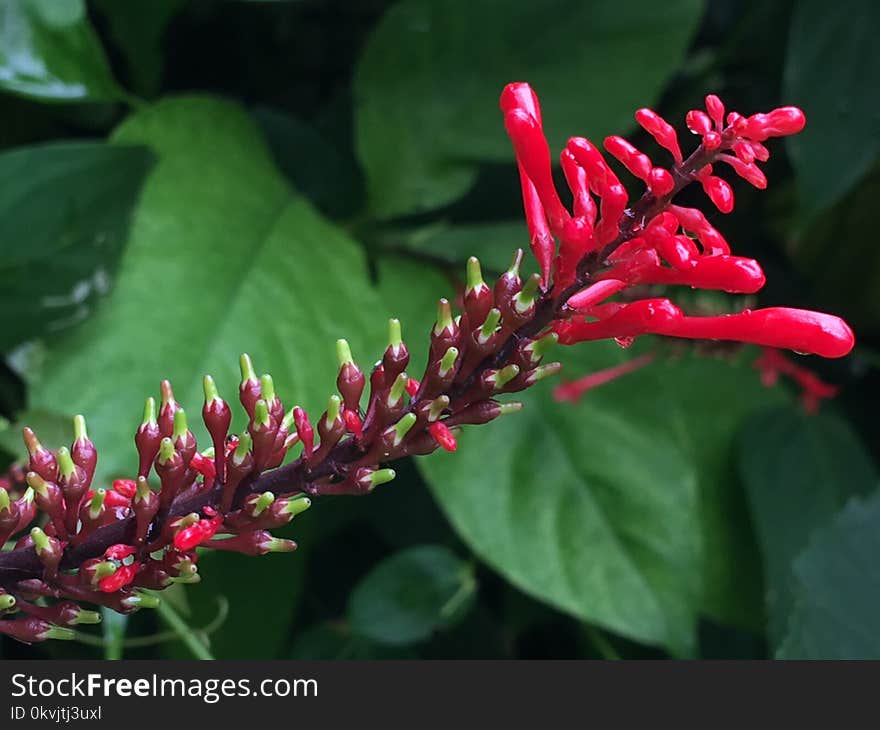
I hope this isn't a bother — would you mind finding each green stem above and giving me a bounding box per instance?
[153,593,215,660]
[100,608,127,660]
[74,598,228,651]
[584,624,621,661]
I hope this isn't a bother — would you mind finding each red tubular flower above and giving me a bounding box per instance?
[635,108,682,163]
[654,308,855,359]
[754,347,839,412]
[504,109,570,233]
[555,299,683,344]
[566,280,627,310]
[554,353,656,402]
[611,254,766,294]
[699,173,735,213]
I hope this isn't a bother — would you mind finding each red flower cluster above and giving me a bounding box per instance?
[501,83,854,361]
[0,82,856,646]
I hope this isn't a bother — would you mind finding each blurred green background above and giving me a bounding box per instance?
[0,0,878,659]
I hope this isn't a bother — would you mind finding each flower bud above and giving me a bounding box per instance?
[634,108,682,163]
[203,375,231,482]
[355,467,396,492]
[445,400,522,427]
[0,488,21,547]
[336,339,365,412]
[222,432,254,511]
[30,526,63,580]
[293,407,314,460]
[700,174,735,213]
[208,530,296,556]
[493,249,523,316]
[98,564,137,593]
[172,408,197,467]
[57,447,87,534]
[155,437,186,508]
[22,427,57,482]
[464,257,494,328]
[604,135,652,182]
[0,590,16,612]
[135,397,161,479]
[250,399,279,471]
[18,599,101,627]
[343,408,364,440]
[133,477,160,545]
[428,422,457,452]
[383,319,410,380]
[705,94,724,126]
[0,616,75,644]
[430,299,460,362]
[77,488,108,538]
[743,107,805,140]
[686,109,712,135]
[158,380,181,438]
[79,557,117,588]
[71,414,97,484]
[26,472,66,538]
[314,395,345,463]
[239,353,261,418]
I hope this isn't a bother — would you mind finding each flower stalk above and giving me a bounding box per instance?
[0,83,854,644]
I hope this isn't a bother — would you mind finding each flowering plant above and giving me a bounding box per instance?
[0,81,854,646]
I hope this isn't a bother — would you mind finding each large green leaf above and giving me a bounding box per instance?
[0,0,122,102]
[784,0,880,217]
[777,491,880,659]
[28,97,389,483]
[0,142,153,351]
[740,406,878,646]
[347,544,476,646]
[355,0,705,219]
[419,345,703,654]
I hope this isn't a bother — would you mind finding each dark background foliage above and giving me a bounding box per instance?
[0,0,877,659]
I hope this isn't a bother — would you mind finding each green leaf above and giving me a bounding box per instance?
[0,0,122,102]
[0,408,73,460]
[291,623,417,659]
[783,0,880,217]
[739,406,878,646]
[355,0,705,218]
[777,491,880,659]
[0,142,153,351]
[419,345,707,654]
[252,106,364,219]
[347,545,476,646]
[789,166,880,334]
[383,221,538,277]
[91,0,187,98]
[28,96,389,484]
[662,352,790,630]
